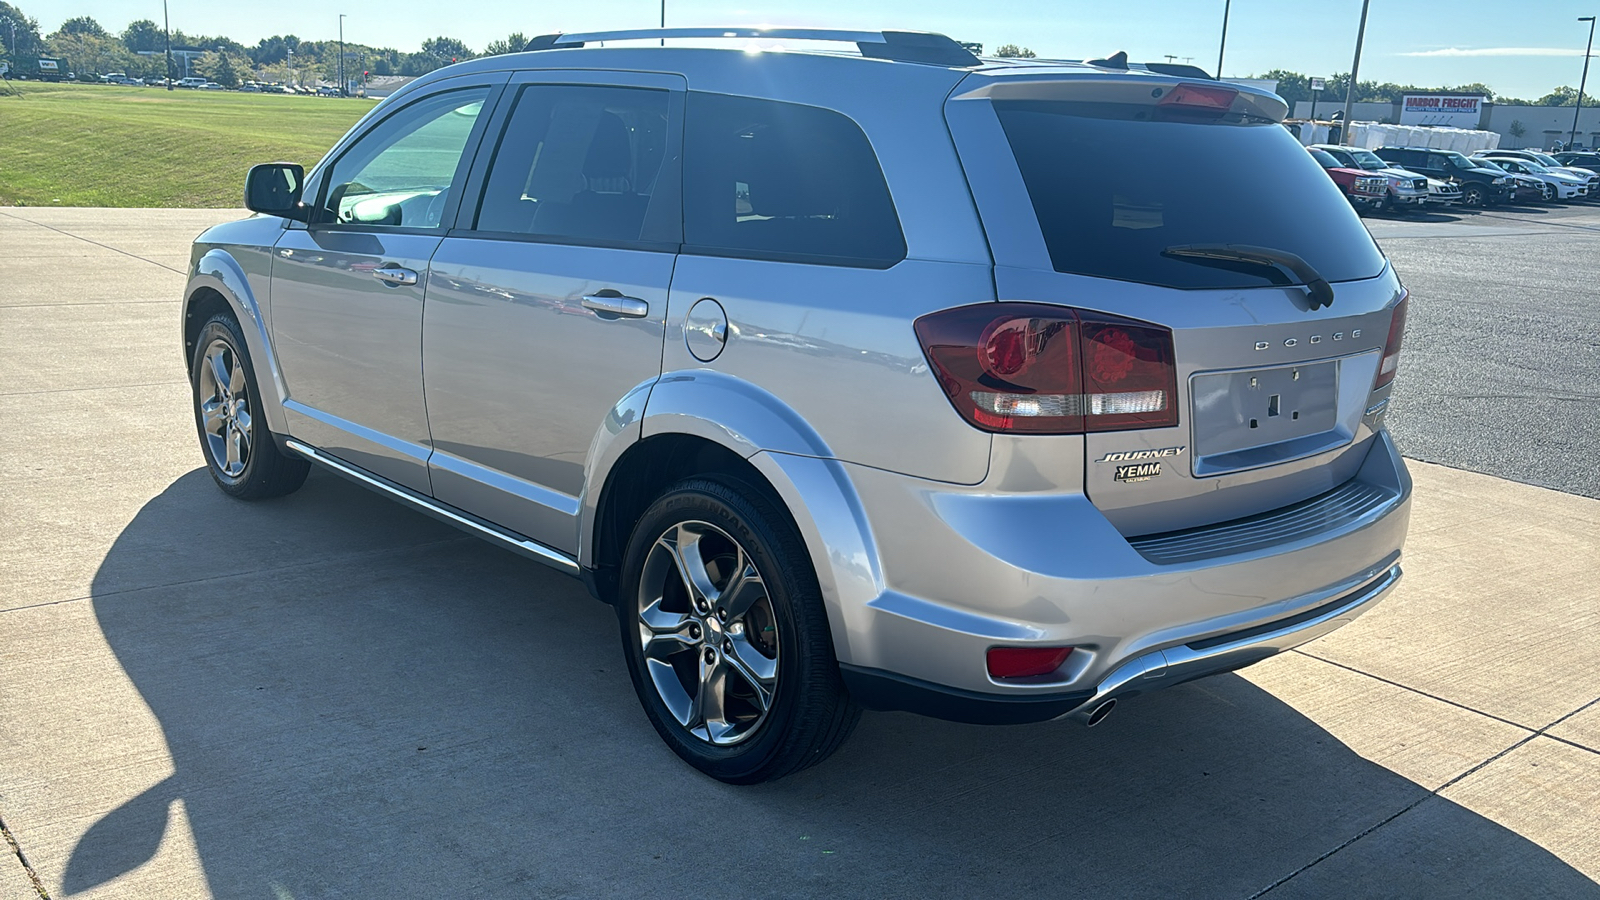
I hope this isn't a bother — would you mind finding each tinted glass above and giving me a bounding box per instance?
[1308,148,1340,168]
[321,88,489,228]
[995,101,1386,290]
[683,92,905,267]
[475,84,673,243]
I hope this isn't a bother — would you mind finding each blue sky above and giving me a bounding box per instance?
[42,0,1599,100]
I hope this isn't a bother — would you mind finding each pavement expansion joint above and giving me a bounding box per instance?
[0,535,478,616]
[1,379,186,398]
[1250,667,1600,896]
[1292,647,1533,733]
[0,210,186,276]
[0,812,49,899]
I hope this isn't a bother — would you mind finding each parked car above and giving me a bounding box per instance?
[1425,177,1463,206]
[1307,147,1389,212]
[1374,147,1512,207]
[1475,156,1587,202]
[315,85,340,96]
[1553,151,1600,175]
[186,28,1412,783]
[1468,159,1550,203]
[1488,149,1599,191]
[1310,144,1430,211]
[177,76,208,88]
[100,72,140,85]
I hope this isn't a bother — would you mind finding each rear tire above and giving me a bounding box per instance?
[617,475,859,784]
[190,313,310,500]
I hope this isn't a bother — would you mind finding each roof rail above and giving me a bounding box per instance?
[522,28,981,67]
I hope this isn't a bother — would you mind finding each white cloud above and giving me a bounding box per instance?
[1399,47,1583,58]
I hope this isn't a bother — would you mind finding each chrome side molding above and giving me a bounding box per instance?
[284,439,580,575]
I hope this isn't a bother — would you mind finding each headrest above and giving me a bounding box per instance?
[583,112,633,182]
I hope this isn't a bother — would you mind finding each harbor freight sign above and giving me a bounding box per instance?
[1400,94,1484,128]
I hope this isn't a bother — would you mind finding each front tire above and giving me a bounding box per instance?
[617,476,859,783]
[190,313,309,499]
[1462,183,1487,208]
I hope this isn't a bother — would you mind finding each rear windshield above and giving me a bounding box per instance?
[994,100,1387,290]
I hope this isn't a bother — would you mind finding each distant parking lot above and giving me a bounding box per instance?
[1367,201,1600,498]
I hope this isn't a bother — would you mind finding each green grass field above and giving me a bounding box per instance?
[0,81,375,207]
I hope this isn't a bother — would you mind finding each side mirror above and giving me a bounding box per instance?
[244,163,308,221]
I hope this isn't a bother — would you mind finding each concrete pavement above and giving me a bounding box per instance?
[1,207,1597,898]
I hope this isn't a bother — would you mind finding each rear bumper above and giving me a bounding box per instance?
[833,430,1412,722]
[844,562,1398,724]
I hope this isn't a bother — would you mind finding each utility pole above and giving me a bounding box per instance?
[338,14,346,97]
[287,45,293,88]
[1571,16,1596,150]
[1216,0,1231,78]
[1340,0,1372,145]
[162,0,173,89]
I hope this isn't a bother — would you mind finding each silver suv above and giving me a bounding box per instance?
[184,28,1412,783]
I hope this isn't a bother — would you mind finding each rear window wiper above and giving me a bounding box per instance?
[1161,244,1335,310]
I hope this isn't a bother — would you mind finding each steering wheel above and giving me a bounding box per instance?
[423,187,451,228]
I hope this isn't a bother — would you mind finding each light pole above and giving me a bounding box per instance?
[1570,16,1595,150]
[1340,0,1372,144]
[1216,0,1231,78]
[162,0,173,90]
[338,14,346,97]
[287,45,293,88]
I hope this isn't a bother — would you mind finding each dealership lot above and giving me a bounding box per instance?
[0,206,1597,898]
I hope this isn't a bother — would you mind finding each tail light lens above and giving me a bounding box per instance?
[1374,292,1408,389]
[915,303,1178,435]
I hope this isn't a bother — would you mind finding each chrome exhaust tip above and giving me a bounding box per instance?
[1069,698,1117,727]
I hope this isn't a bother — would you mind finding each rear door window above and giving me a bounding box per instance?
[472,84,676,245]
[682,92,906,268]
[994,100,1385,290]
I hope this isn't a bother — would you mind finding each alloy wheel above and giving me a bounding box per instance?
[196,338,253,478]
[636,520,779,746]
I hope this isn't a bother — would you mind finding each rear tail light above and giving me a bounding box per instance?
[987,646,1074,680]
[1374,292,1408,389]
[915,303,1178,435]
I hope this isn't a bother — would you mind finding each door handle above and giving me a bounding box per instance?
[372,266,418,286]
[581,294,650,318]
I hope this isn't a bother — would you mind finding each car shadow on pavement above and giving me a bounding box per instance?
[67,470,1600,898]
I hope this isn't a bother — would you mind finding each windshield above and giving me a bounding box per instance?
[994,100,1386,290]
[1472,159,1508,173]
[1351,150,1388,170]
[1530,152,1561,166]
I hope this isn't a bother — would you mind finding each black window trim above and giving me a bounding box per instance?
[307,79,508,234]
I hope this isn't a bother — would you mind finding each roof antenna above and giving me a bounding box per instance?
[1086,50,1129,69]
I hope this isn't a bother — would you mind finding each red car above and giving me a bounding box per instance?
[1308,147,1388,214]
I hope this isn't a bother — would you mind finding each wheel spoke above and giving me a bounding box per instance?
[639,598,696,662]
[723,632,776,712]
[225,425,244,472]
[207,348,231,397]
[688,653,732,742]
[226,353,245,395]
[717,556,765,621]
[660,525,718,607]
[200,399,227,436]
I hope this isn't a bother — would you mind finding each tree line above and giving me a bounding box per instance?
[0,3,531,87]
[1249,68,1597,109]
[1,5,1593,105]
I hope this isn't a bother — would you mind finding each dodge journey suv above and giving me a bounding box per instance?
[183,28,1412,783]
